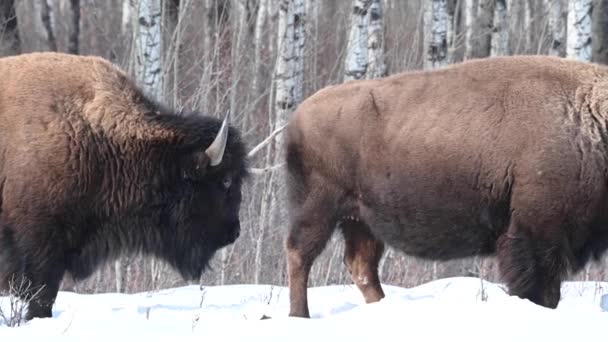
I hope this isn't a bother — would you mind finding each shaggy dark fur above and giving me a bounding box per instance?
[0,52,247,320]
[284,55,608,318]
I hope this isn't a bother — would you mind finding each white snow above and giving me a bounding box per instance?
[1,277,607,341]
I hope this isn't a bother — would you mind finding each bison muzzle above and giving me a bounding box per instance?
[0,52,247,320]
[285,55,608,317]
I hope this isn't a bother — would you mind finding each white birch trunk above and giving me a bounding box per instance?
[122,0,132,34]
[547,0,566,57]
[366,0,386,79]
[471,0,495,58]
[424,0,449,69]
[524,0,532,52]
[255,0,306,284]
[446,0,456,63]
[252,0,268,96]
[491,0,508,56]
[344,0,372,81]
[114,261,123,292]
[275,0,306,120]
[463,0,478,59]
[567,0,592,61]
[133,0,163,100]
[306,0,319,91]
[34,0,57,51]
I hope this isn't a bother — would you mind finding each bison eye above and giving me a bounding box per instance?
[222,175,232,189]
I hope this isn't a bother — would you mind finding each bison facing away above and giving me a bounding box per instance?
[0,52,247,320]
[284,55,608,317]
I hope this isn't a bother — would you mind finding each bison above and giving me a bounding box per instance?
[0,52,247,320]
[284,55,608,317]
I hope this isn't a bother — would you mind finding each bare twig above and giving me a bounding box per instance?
[0,275,45,327]
[249,163,286,175]
[246,123,289,159]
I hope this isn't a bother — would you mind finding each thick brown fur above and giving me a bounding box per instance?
[0,52,248,320]
[285,55,608,317]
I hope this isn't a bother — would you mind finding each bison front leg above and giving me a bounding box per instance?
[497,219,568,309]
[342,221,385,303]
[24,260,65,320]
[12,228,66,320]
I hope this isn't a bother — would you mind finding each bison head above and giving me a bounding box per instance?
[154,112,248,280]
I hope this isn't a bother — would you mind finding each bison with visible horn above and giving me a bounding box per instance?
[0,52,247,320]
[285,55,608,317]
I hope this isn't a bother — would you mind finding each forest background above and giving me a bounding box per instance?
[0,0,605,294]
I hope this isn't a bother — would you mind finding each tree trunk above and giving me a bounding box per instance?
[568,0,592,61]
[122,0,132,34]
[547,0,566,57]
[424,0,449,69]
[255,0,306,284]
[592,0,608,63]
[469,0,495,58]
[463,0,477,59]
[252,0,269,97]
[366,0,387,78]
[133,0,163,100]
[0,0,20,54]
[114,260,123,293]
[446,0,459,63]
[344,0,372,81]
[37,0,57,51]
[491,0,508,56]
[69,0,81,54]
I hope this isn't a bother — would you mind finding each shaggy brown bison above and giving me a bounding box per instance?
[285,55,608,317]
[0,52,247,320]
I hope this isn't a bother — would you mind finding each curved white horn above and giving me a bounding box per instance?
[205,111,230,166]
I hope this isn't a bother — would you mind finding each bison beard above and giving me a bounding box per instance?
[284,55,608,317]
[0,52,247,320]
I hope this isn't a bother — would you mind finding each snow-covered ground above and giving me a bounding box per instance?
[1,277,607,341]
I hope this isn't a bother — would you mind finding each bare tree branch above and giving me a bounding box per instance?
[249,163,286,175]
[246,123,288,159]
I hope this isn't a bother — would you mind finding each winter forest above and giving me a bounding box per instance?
[0,0,607,296]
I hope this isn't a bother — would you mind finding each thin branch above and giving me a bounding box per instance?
[246,123,288,159]
[249,163,286,175]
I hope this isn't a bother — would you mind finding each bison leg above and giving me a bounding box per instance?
[0,230,64,319]
[285,188,340,318]
[342,221,385,303]
[23,260,65,320]
[497,220,568,308]
[13,229,66,320]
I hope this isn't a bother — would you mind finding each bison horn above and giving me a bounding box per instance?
[205,111,230,166]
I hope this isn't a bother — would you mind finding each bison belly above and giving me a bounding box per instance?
[360,166,510,260]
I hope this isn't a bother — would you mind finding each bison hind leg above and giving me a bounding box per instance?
[497,226,570,309]
[341,220,385,304]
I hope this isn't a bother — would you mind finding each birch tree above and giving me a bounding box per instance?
[122,0,132,34]
[35,0,57,51]
[252,0,269,97]
[592,0,608,63]
[463,0,477,59]
[366,0,386,79]
[491,0,508,56]
[344,0,372,81]
[68,0,80,54]
[469,0,495,58]
[446,0,458,62]
[133,0,163,100]
[0,0,20,54]
[255,0,306,284]
[567,0,592,61]
[424,0,449,69]
[547,0,566,57]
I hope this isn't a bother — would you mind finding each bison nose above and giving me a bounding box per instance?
[230,220,241,242]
